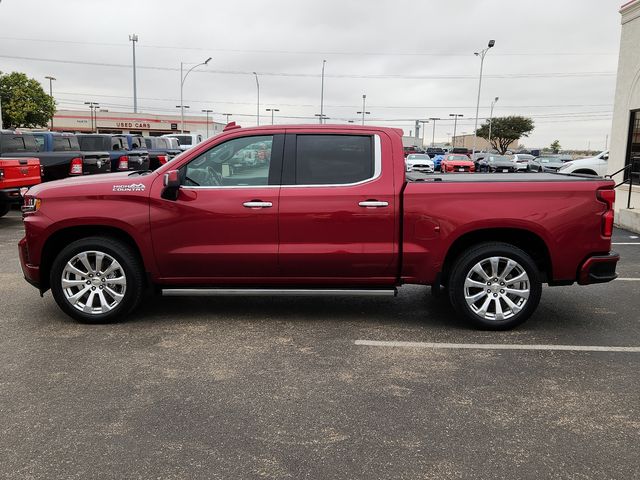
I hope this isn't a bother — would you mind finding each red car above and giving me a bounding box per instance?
[19,123,618,329]
[441,154,476,173]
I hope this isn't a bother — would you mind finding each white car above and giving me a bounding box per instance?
[509,154,535,172]
[163,133,204,152]
[405,154,435,173]
[558,151,609,176]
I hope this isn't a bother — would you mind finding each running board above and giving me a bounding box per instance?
[162,288,397,297]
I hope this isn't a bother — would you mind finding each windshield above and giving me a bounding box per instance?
[407,154,430,160]
[446,155,468,161]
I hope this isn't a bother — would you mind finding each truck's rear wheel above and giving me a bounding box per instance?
[0,203,10,218]
[50,237,144,323]
[448,242,542,330]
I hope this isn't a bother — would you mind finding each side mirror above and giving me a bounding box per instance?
[161,169,180,200]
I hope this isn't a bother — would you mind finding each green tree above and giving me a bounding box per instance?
[0,71,55,129]
[550,139,561,153]
[476,116,535,154]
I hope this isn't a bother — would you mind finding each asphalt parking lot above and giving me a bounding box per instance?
[1,209,639,479]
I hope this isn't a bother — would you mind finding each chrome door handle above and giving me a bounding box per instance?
[243,201,273,208]
[358,200,389,208]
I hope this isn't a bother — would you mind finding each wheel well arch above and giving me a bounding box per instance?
[39,225,145,292]
[441,228,552,284]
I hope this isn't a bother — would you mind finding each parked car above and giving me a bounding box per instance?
[509,154,535,172]
[163,133,204,152]
[118,135,181,170]
[425,147,445,158]
[441,154,475,173]
[474,154,489,172]
[432,154,445,171]
[76,134,150,172]
[403,146,422,158]
[528,156,565,172]
[0,156,41,217]
[558,151,609,176]
[0,131,109,182]
[19,124,618,330]
[450,147,471,158]
[487,155,518,173]
[405,154,435,173]
[31,132,111,178]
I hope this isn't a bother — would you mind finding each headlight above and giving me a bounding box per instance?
[559,162,573,171]
[21,197,42,214]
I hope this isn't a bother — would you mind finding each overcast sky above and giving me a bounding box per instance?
[0,0,624,149]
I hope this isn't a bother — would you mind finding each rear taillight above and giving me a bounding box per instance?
[157,155,168,165]
[39,165,44,177]
[118,155,129,170]
[69,157,83,175]
[597,188,615,237]
[0,168,4,180]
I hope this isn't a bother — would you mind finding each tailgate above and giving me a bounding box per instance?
[127,151,150,171]
[0,157,41,189]
[82,151,111,175]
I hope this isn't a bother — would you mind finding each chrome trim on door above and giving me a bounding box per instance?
[243,201,273,208]
[358,201,389,208]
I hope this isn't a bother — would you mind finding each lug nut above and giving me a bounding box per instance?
[86,280,91,285]
[89,274,93,278]
[91,286,96,291]
[493,293,498,297]
[500,282,505,286]
[99,286,104,289]
[500,289,505,294]
[487,282,491,285]
[101,278,105,282]
[487,289,491,293]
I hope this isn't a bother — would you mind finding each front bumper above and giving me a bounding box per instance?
[577,252,619,285]
[18,236,41,288]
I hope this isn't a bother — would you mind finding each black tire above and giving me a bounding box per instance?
[0,202,10,218]
[50,236,145,324]
[447,242,542,330]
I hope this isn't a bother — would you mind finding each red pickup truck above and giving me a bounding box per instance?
[0,157,41,217]
[18,124,618,329]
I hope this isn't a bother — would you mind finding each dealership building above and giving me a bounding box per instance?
[50,109,226,138]
[610,0,640,231]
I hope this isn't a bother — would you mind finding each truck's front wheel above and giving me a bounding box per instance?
[0,202,10,218]
[50,237,144,323]
[448,242,542,330]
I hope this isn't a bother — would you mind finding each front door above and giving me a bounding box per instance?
[150,134,283,282]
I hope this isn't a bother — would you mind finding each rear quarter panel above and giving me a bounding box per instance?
[402,179,613,284]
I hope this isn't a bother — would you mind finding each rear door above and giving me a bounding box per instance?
[277,132,397,283]
[150,134,284,281]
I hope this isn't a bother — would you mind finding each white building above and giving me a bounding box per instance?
[609,0,640,232]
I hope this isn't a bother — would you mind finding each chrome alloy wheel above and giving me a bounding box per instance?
[61,251,127,315]
[463,256,530,322]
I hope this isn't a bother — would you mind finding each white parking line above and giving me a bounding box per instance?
[354,340,640,353]
[616,278,640,281]
[612,242,640,245]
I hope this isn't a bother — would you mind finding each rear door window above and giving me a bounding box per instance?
[53,137,75,151]
[294,135,373,185]
[1,135,27,153]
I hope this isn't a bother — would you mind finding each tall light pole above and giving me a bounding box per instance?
[84,102,99,132]
[129,34,138,113]
[449,114,463,147]
[45,76,56,130]
[180,57,211,133]
[487,97,499,152]
[266,108,279,125]
[472,39,495,157]
[223,113,232,123]
[357,94,370,125]
[201,109,213,137]
[319,59,327,124]
[252,72,260,126]
[417,120,429,148]
[428,117,440,147]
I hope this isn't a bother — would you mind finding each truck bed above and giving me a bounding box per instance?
[406,172,605,183]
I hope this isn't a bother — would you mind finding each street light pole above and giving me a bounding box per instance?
[472,39,495,157]
[84,102,99,132]
[252,72,260,126]
[428,117,440,147]
[417,120,429,148]
[201,109,213,137]
[129,34,138,113]
[449,114,463,147]
[223,113,232,123]
[487,97,499,152]
[180,57,212,133]
[45,75,56,130]
[357,94,370,125]
[266,108,279,125]
[320,59,326,124]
